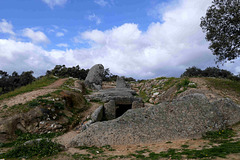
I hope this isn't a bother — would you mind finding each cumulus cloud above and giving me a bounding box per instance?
[75,0,217,78]
[56,43,69,47]
[56,32,64,37]
[94,0,108,7]
[22,28,50,44]
[42,0,68,9]
[1,0,239,78]
[0,39,52,75]
[0,19,15,35]
[87,14,102,25]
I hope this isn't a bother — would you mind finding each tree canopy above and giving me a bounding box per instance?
[200,0,240,63]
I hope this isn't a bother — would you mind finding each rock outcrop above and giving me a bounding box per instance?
[0,107,43,142]
[85,81,143,120]
[84,64,104,90]
[70,93,240,147]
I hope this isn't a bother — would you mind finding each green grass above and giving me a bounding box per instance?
[128,140,240,160]
[2,96,65,117]
[72,153,91,160]
[202,128,235,143]
[126,128,240,160]
[155,77,167,80]
[60,78,75,90]
[0,130,63,148]
[163,77,178,89]
[175,78,197,94]
[77,146,104,155]
[0,131,64,159]
[0,139,63,159]
[139,90,149,102]
[181,145,189,148]
[166,141,173,144]
[205,77,240,94]
[0,76,58,101]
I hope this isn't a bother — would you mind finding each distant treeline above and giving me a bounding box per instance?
[103,68,136,82]
[181,66,240,81]
[0,70,35,95]
[0,65,136,95]
[46,65,89,80]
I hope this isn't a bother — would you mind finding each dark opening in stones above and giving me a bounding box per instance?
[115,104,132,118]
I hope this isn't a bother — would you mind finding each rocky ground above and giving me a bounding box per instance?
[0,77,240,159]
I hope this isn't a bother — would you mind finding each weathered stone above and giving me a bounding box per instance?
[104,100,116,120]
[0,107,43,142]
[116,76,130,88]
[70,93,240,147]
[132,101,144,109]
[152,92,159,98]
[85,64,104,90]
[149,98,154,103]
[91,105,104,122]
[87,88,138,103]
[82,120,93,131]
[154,98,160,104]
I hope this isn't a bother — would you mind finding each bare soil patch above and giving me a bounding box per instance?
[0,78,68,109]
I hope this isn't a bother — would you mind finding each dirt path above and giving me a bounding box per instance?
[0,78,68,108]
[55,102,101,147]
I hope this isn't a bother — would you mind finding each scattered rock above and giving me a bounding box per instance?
[152,92,159,98]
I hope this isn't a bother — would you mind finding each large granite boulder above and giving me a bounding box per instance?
[85,64,104,90]
[70,93,240,147]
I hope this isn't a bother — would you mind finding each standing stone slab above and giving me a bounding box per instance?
[104,100,116,120]
[85,64,104,90]
[91,105,104,123]
[116,76,130,88]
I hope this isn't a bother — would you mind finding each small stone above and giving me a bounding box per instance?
[152,92,159,98]
[149,98,154,104]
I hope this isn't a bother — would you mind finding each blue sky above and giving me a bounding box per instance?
[0,0,239,78]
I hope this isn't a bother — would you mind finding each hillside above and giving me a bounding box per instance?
[0,76,240,160]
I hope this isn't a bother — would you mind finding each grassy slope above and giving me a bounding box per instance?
[0,76,58,101]
[205,77,240,95]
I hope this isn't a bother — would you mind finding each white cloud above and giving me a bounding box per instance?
[42,0,68,9]
[1,0,239,79]
[56,43,69,47]
[22,28,50,44]
[75,0,235,78]
[88,14,101,25]
[56,32,64,37]
[0,19,15,35]
[62,28,68,33]
[94,0,108,7]
[0,39,52,76]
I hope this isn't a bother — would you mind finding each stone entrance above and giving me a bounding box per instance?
[116,104,132,118]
